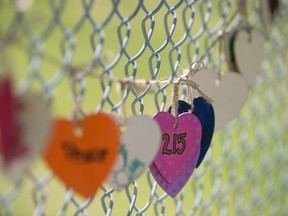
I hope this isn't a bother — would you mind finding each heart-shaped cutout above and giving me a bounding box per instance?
[107,115,161,190]
[44,113,120,198]
[193,69,248,130]
[227,28,264,86]
[152,112,201,184]
[3,93,52,178]
[168,97,215,168]
[0,77,51,179]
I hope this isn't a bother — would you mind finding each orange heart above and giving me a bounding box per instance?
[44,113,120,198]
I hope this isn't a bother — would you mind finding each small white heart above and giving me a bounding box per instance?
[193,69,248,130]
[107,115,161,190]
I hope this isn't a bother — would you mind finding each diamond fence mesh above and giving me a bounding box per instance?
[0,0,288,215]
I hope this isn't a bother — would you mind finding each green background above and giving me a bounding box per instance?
[0,0,287,215]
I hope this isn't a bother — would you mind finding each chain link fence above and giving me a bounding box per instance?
[0,0,288,215]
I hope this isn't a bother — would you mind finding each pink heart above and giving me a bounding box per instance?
[152,112,201,184]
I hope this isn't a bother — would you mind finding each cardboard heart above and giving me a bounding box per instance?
[152,112,201,184]
[0,78,51,179]
[193,69,248,130]
[108,115,161,190]
[2,93,52,178]
[44,113,120,198]
[227,28,263,86]
[168,97,215,168]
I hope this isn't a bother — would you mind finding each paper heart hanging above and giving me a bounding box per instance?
[44,113,120,198]
[151,112,201,187]
[107,115,161,190]
[9,93,52,177]
[193,70,248,130]
[226,28,263,86]
[192,69,248,130]
[168,97,215,168]
[0,77,51,179]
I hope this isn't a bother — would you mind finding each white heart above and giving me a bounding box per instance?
[193,69,248,130]
[0,93,52,179]
[107,115,161,190]
[233,29,264,86]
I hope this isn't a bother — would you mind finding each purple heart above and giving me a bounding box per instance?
[150,112,201,197]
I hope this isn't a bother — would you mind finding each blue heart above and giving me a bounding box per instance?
[168,97,215,168]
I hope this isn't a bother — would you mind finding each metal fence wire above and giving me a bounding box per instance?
[0,0,288,215]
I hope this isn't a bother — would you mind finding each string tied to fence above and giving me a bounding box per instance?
[170,59,213,128]
[88,59,213,105]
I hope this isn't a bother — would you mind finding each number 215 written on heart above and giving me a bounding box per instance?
[162,133,186,155]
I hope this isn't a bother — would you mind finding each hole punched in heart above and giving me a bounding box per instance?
[73,120,84,138]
